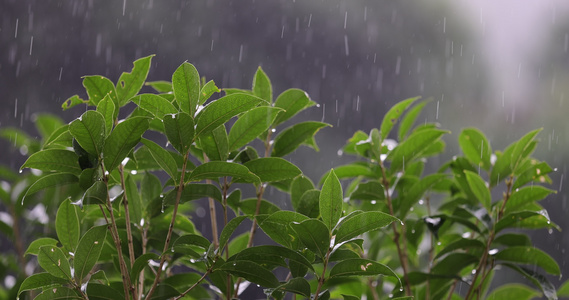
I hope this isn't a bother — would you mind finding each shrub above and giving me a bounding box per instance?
[2,55,566,299]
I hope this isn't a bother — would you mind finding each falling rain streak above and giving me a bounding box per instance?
[238,44,243,62]
[14,18,18,38]
[29,36,34,55]
[344,35,349,56]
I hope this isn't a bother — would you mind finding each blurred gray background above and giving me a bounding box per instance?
[1,0,568,295]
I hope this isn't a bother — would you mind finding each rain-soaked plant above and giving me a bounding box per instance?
[4,55,568,300]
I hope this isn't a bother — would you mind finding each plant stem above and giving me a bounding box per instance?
[222,178,231,300]
[138,225,149,300]
[118,165,136,272]
[8,202,26,274]
[146,152,190,299]
[314,245,332,300]
[174,268,212,300]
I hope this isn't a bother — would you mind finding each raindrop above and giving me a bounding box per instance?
[281,26,285,38]
[548,228,553,234]
[58,67,63,81]
[337,149,343,156]
[271,128,276,133]
[418,199,424,205]
[364,7,367,21]
[436,101,440,120]
[130,170,137,175]
[437,242,442,246]
[443,17,446,33]
[395,56,401,75]
[14,98,17,118]
[18,170,23,174]
[14,18,18,38]
[238,44,243,63]
[344,35,349,56]
[122,0,126,16]
[371,200,376,205]
[322,64,327,79]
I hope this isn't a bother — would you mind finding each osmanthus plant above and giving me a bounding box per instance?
[7,55,568,300]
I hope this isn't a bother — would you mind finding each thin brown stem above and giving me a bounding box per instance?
[138,225,149,300]
[314,245,332,300]
[8,202,26,273]
[118,165,136,272]
[174,269,212,300]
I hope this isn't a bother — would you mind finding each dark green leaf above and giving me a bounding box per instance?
[273,277,311,298]
[229,245,314,272]
[125,174,142,224]
[141,172,162,206]
[103,116,150,172]
[130,253,159,283]
[195,93,263,138]
[273,89,316,126]
[463,170,491,211]
[199,124,228,161]
[459,128,492,171]
[163,112,194,154]
[239,198,280,216]
[228,106,283,151]
[164,183,221,206]
[96,95,116,136]
[86,283,125,300]
[34,286,80,299]
[82,181,108,206]
[272,121,330,157]
[380,96,420,140]
[216,260,280,288]
[219,216,247,252]
[319,164,375,185]
[38,245,72,280]
[21,149,81,175]
[116,55,154,106]
[25,238,59,256]
[296,189,320,218]
[335,211,398,244]
[55,199,80,254]
[69,110,106,157]
[172,62,200,116]
[244,157,301,182]
[495,210,553,232]
[341,295,360,300]
[505,186,555,212]
[18,273,69,297]
[486,284,541,300]
[188,161,260,183]
[399,173,446,218]
[290,219,330,258]
[74,225,107,283]
[493,233,532,247]
[259,211,309,248]
[291,175,315,211]
[199,80,220,104]
[82,75,118,106]
[320,169,343,231]
[503,263,557,300]
[490,145,515,187]
[35,114,65,140]
[252,66,272,103]
[398,100,429,141]
[329,258,398,279]
[173,234,211,254]
[24,173,78,201]
[434,238,485,259]
[431,253,478,275]
[132,94,178,120]
[141,139,179,180]
[388,129,449,171]
[349,181,385,201]
[495,246,560,275]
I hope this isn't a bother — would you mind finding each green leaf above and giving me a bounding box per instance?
[199,80,220,105]
[329,258,398,279]
[319,164,375,185]
[558,280,569,297]
[434,238,485,259]
[290,219,330,258]
[62,94,88,110]
[25,238,59,256]
[291,175,315,211]
[432,253,479,275]
[243,157,301,182]
[239,198,280,216]
[272,121,330,157]
[18,273,69,297]
[145,80,172,93]
[164,183,222,205]
[103,116,150,172]
[130,253,159,283]
[96,95,117,136]
[388,129,449,171]
[55,199,80,254]
[86,283,125,300]
[273,277,311,298]
[42,124,73,149]
[188,161,260,183]
[320,169,343,231]
[273,89,317,126]
[398,100,429,141]
[141,139,179,180]
[380,96,420,140]
[463,170,492,211]
[38,245,72,280]
[172,62,200,116]
[399,173,446,218]
[82,181,108,206]
[199,124,228,161]
[21,149,81,175]
[490,145,516,186]
[503,263,557,300]
[229,245,314,272]
[82,75,118,106]
[132,94,178,120]
[69,110,106,156]
[195,93,264,138]
[335,211,398,244]
[125,174,143,224]
[252,66,273,103]
[296,189,320,218]
[493,233,532,247]
[459,128,492,170]
[216,260,280,288]
[486,284,541,300]
[24,173,78,201]
[495,210,553,232]
[259,211,309,248]
[513,161,553,190]
[116,55,154,106]
[141,172,162,206]
[163,112,194,154]
[511,129,542,171]
[34,287,80,299]
[219,216,247,252]
[505,186,555,212]
[74,225,107,283]
[35,114,65,140]
[349,181,385,201]
[228,106,283,151]
[341,295,361,300]
[495,246,560,275]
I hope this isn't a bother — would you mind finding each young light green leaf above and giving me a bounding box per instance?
[505,186,556,213]
[296,189,320,218]
[243,157,301,182]
[329,258,398,279]
[216,260,280,288]
[398,100,429,141]
[490,144,516,186]
[259,211,309,248]
[145,80,172,93]
[69,110,106,157]
[24,173,78,201]
[335,211,398,244]
[459,128,492,171]
[199,80,221,105]
[96,95,116,136]
[82,181,108,206]
[252,66,273,103]
[463,170,492,211]
[503,263,557,300]
[130,253,159,283]
[74,225,107,283]
[273,89,317,126]
[291,175,315,211]
[141,138,179,180]
[42,124,72,149]
[132,94,178,120]
[55,199,80,254]
[388,128,449,172]
[219,216,247,252]
[172,62,200,116]
[513,162,553,190]
[103,116,150,172]
[290,219,330,259]
[37,245,72,280]
[199,124,228,161]
[511,128,542,171]
[35,114,64,140]
[21,149,81,175]
[228,106,283,151]
[495,246,560,275]
[320,169,343,231]
[272,121,330,157]
[195,93,264,138]
[116,55,154,106]
[188,161,260,184]
[82,75,118,106]
[24,238,59,256]
[380,96,420,140]
[163,112,194,154]
[17,273,69,297]
[62,95,88,110]
[486,283,541,300]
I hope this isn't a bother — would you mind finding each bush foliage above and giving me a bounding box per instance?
[1,56,568,299]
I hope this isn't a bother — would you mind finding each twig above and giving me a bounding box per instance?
[118,165,137,279]
[314,244,332,300]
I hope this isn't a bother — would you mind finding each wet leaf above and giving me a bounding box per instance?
[495,246,560,275]
[398,100,429,141]
[199,80,220,104]
[96,95,116,136]
[320,169,343,231]
[335,211,398,244]
[505,186,555,213]
[141,138,179,181]
[173,62,201,116]
[82,75,118,106]
[116,55,154,106]
[24,173,78,201]
[244,157,301,182]
[272,277,311,298]
[21,149,81,175]
[218,216,247,252]
[290,175,315,211]
[74,225,107,283]
[25,238,59,256]
[290,219,330,258]
[37,245,72,280]
[329,258,398,279]
[199,124,228,161]
[272,121,330,157]
[259,211,309,248]
[273,89,316,126]
[55,199,80,254]
[132,94,177,120]
[70,110,106,157]
[388,128,449,172]
[458,128,492,171]
[216,260,280,288]
[17,273,69,297]
[252,66,272,103]
[163,112,194,154]
[380,96,420,140]
[188,161,260,183]
[103,116,150,172]
[463,170,491,211]
[228,106,283,151]
[503,263,557,300]
[486,284,541,300]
